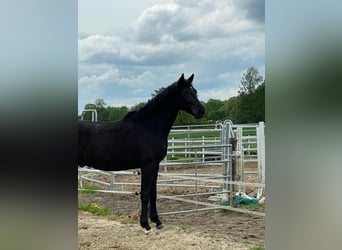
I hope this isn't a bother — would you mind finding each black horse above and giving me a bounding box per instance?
[78,74,204,232]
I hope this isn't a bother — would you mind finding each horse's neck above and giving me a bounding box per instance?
[151,105,179,138]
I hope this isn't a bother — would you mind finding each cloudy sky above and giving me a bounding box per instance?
[78,0,264,113]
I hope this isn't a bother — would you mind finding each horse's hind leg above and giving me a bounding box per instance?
[150,167,164,229]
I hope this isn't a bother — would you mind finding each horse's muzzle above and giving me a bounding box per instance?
[194,105,205,119]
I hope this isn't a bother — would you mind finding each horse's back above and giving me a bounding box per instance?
[78,119,168,171]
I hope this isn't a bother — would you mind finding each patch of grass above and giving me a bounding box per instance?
[78,202,112,216]
[238,202,265,209]
[167,155,180,161]
[179,225,188,232]
[250,245,265,250]
[169,131,220,140]
[78,185,102,194]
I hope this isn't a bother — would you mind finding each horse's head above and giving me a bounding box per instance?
[176,73,205,119]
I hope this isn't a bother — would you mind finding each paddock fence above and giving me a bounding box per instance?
[78,119,265,216]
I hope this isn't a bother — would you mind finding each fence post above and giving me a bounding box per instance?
[229,138,237,207]
[80,109,98,122]
[219,122,228,201]
[184,137,188,158]
[256,121,265,198]
[79,168,83,188]
[110,172,115,190]
[236,127,244,193]
[172,137,175,158]
[202,136,205,162]
[225,120,236,207]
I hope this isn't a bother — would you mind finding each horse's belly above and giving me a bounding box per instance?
[82,151,140,171]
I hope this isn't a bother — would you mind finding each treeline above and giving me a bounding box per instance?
[80,67,265,124]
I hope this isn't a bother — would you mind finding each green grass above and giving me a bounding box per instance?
[178,225,188,232]
[238,202,265,209]
[78,185,102,194]
[242,130,257,137]
[250,245,265,250]
[78,202,112,216]
[168,130,220,140]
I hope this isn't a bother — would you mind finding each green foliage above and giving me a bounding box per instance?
[130,102,146,112]
[204,99,225,122]
[230,82,265,123]
[108,106,129,121]
[174,111,199,125]
[78,202,112,216]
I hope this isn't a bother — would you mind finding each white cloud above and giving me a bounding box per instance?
[78,0,264,111]
[200,86,239,101]
[118,71,156,88]
[78,35,121,62]
[130,0,260,44]
[79,67,120,86]
[132,3,185,43]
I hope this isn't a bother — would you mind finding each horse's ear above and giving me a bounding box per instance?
[187,74,194,83]
[179,73,185,82]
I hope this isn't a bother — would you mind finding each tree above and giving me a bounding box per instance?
[221,97,239,121]
[238,67,263,95]
[84,103,96,109]
[230,81,265,123]
[250,81,265,122]
[130,102,146,112]
[95,98,106,108]
[151,87,165,98]
[204,99,225,122]
[108,106,128,121]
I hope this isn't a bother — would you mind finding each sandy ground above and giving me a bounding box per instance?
[79,211,258,250]
[78,164,264,249]
[78,193,264,250]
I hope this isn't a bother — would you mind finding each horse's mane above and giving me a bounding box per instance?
[123,81,178,121]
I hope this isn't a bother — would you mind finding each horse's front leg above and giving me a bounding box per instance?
[140,166,153,232]
[150,166,164,229]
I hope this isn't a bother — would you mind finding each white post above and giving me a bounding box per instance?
[172,137,175,158]
[256,121,265,198]
[110,172,115,190]
[202,136,205,162]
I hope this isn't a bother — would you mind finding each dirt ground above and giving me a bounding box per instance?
[78,192,264,250]
[78,164,264,249]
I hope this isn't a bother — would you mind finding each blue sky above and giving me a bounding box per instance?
[78,0,265,113]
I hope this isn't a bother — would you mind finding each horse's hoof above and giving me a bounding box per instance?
[144,228,153,234]
[156,223,164,230]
